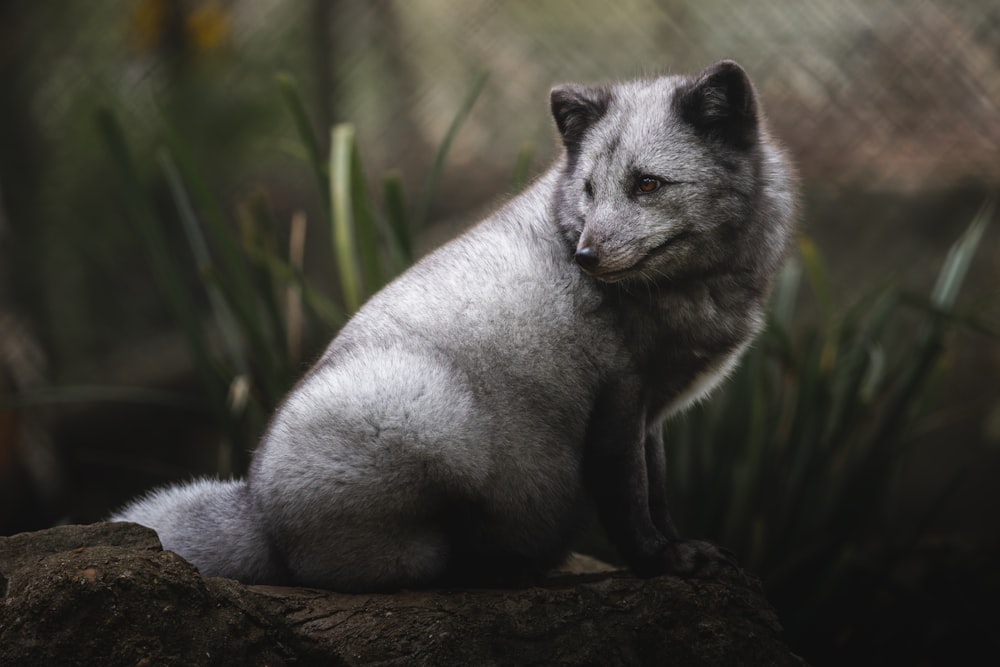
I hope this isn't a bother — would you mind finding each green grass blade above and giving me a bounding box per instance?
[238,196,292,373]
[161,125,260,319]
[235,201,344,330]
[161,125,282,403]
[859,343,886,403]
[382,171,412,265]
[96,108,231,433]
[898,293,1000,340]
[867,203,992,453]
[159,149,250,380]
[330,124,363,313]
[277,72,330,210]
[415,70,489,229]
[350,140,382,294]
[820,286,898,447]
[930,200,993,310]
[253,250,346,329]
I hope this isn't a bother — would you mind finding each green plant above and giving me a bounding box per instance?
[663,202,994,639]
[94,71,489,472]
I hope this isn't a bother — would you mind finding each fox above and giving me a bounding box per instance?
[112,60,796,591]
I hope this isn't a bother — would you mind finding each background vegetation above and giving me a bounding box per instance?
[1,1,998,665]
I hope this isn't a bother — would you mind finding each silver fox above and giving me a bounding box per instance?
[113,60,796,591]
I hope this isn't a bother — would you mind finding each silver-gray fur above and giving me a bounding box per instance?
[112,60,797,591]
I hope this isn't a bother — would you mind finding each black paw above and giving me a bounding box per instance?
[660,539,741,578]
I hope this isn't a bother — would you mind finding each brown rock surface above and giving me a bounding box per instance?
[1,523,805,666]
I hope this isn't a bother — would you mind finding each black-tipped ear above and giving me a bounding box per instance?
[550,84,610,151]
[675,60,759,149]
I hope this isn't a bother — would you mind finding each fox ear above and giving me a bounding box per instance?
[550,84,610,151]
[675,60,759,148]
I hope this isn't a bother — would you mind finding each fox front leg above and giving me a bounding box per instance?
[645,424,739,576]
[644,425,679,541]
[585,383,737,577]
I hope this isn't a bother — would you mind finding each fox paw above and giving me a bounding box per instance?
[660,539,740,578]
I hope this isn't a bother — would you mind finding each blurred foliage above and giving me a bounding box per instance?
[96,72,488,473]
[664,203,994,649]
[132,0,231,55]
[0,1,318,380]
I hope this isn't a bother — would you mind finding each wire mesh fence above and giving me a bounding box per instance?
[11,1,999,195]
[324,0,1000,194]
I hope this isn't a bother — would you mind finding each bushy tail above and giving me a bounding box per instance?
[110,478,285,584]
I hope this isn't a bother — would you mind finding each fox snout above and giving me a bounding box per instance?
[574,245,600,272]
[574,227,608,275]
[573,239,632,282]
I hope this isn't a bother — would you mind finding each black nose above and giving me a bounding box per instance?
[574,246,599,271]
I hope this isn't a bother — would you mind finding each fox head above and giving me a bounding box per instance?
[550,60,794,287]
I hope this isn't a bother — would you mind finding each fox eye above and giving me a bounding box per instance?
[635,176,662,195]
[584,180,594,198]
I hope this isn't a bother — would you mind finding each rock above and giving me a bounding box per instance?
[0,523,305,666]
[1,523,806,666]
